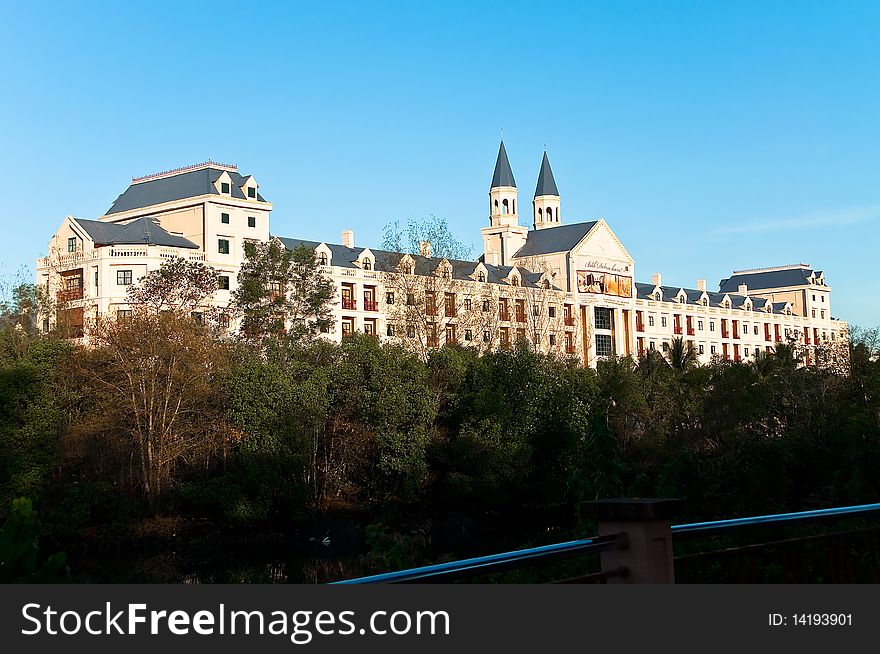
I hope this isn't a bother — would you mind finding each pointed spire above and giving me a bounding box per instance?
[534,150,559,197]
[490,140,516,189]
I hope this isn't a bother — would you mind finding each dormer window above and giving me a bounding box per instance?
[510,277,519,287]
[247,187,256,199]
[221,182,230,194]
[363,258,372,271]
[67,237,77,252]
[318,252,328,266]
[478,272,486,283]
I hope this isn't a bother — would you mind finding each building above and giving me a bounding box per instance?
[36,146,848,365]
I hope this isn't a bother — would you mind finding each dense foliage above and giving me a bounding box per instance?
[1,262,878,581]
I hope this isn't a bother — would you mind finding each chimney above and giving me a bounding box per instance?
[341,229,354,248]
[419,240,431,258]
[696,279,706,292]
[738,284,749,295]
[651,272,662,287]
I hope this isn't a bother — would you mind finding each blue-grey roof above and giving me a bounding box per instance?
[74,217,199,249]
[490,141,516,188]
[276,236,560,289]
[534,151,559,197]
[512,221,598,258]
[106,167,266,214]
[719,267,820,293]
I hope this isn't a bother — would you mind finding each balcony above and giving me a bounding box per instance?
[687,327,695,336]
[57,287,84,302]
[342,298,357,310]
[564,316,575,327]
[515,312,526,323]
[565,344,576,355]
[499,311,510,322]
[364,300,379,312]
[636,321,645,332]
[445,306,456,318]
[674,326,683,335]
[427,336,440,348]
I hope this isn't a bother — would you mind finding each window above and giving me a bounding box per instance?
[464,329,473,342]
[218,275,230,290]
[649,341,656,350]
[94,269,99,288]
[319,252,328,266]
[117,309,132,319]
[191,312,205,325]
[482,299,490,312]
[709,321,715,332]
[363,258,372,270]
[221,182,230,194]
[248,216,256,228]
[661,316,667,328]
[221,213,230,224]
[595,334,613,357]
[821,295,825,303]
[753,325,759,335]
[811,309,816,318]
[698,344,704,354]
[406,293,415,306]
[387,324,395,337]
[407,326,415,338]
[744,347,750,357]
[117,270,133,285]
[218,239,230,254]
[386,292,395,305]
[812,294,816,301]
[464,298,472,311]
[548,306,556,318]
[648,315,655,327]
[483,330,490,342]
[478,272,486,283]
[594,307,612,331]
[67,237,77,252]
[821,310,825,319]
[711,345,717,354]
[698,320,704,330]
[549,334,556,346]
[662,341,669,352]
[247,187,256,199]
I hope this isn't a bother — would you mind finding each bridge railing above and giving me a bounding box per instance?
[334,500,880,584]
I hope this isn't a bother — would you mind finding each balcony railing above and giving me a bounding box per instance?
[57,288,84,302]
[499,311,510,322]
[674,326,683,335]
[445,307,456,318]
[636,322,645,332]
[342,298,357,310]
[515,312,526,323]
[364,300,379,312]
[564,316,575,327]
[687,327,695,336]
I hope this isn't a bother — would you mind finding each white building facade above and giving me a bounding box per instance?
[37,150,848,366]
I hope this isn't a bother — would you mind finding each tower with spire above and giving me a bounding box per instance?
[533,150,560,230]
[482,141,528,266]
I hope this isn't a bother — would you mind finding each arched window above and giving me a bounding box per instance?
[494,199,499,211]
[511,276,519,287]
[543,279,550,289]
[363,258,372,270]
[512,199,516,213]
[546,207,553,222]
[318,252,328,266]
[502,199,509,214]
[537,207,543,220]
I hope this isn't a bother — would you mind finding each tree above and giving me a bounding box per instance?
[126,257,219,315]
[76,311,232,506]
[381,215,474,261]
[233,240,335,343]
[666,336,700,372]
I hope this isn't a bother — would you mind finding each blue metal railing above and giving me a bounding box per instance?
[333,533,624,584]
[333,502,880,584]
[672,502,880,538]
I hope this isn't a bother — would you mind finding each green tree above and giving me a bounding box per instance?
[233,240,334,343]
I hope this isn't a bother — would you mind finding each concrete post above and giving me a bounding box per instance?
[582,498,684,584]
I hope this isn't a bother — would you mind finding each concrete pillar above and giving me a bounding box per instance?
[582,498,684,584]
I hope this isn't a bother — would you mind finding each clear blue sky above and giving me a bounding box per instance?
[1,1,878,327]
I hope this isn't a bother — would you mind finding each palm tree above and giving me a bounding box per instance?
[666,336,699,372]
